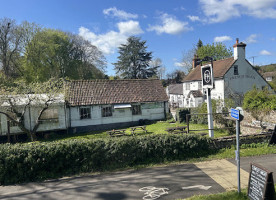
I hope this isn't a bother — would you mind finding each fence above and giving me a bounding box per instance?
[185,112,235,134]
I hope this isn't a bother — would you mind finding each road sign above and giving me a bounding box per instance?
[231,108,239,120]
[201,64,214,89]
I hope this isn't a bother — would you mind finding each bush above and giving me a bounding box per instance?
[0,134,212,185]
[176,108,190,122]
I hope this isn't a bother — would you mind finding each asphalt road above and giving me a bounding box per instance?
[0,154,275,200]
[228,154,276,174]
[0,164,224,200]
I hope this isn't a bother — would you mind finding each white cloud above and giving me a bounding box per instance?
[199,0,276,23]
[147,13,192,35]
[103,7,138,20]
[117,20,143,35]
[214,36,232,42]
[174,62,185,67]
[187,15,200,22]
[260,50,272,55]
[79,20,143,55]
[244,34,258,44]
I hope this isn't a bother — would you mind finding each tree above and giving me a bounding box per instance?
[164,70,186,86]
[197,42,233,61]
[0,78,63,141]
[114,36,157,79]
[22,29,106,82]
[181,48,196,73]
[196,39,203,50]
[150,58,165,79]
[0,18,40,79]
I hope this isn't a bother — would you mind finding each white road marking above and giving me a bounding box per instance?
[182,185,212,190]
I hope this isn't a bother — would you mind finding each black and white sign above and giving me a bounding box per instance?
[201,64,213,89]
[248,163,275,200]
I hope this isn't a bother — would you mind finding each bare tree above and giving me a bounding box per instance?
[0,78,63,141]
[0,18,40,78]
[181,48,196,74]
[150,58,165,79]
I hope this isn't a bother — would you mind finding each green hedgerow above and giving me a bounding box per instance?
[0,134,212,185]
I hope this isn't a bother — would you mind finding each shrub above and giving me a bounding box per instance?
[176,108,190,122]
[0,134,212,185]
[243,87,276,119]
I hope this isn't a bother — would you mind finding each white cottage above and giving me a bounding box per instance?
[66,79,169,133]
[183,39,272,107]
[166,84,184,108]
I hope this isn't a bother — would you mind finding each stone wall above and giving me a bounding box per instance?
[240,111,276,135]
[210,132,273,149]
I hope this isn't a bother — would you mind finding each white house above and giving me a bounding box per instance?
[262,72,275,82]
[65,79,169,133]
[183,39,272,108]
[0,79,169,137]
[166,84,184,108]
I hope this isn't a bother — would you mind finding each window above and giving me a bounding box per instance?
[198,81,202,90]
[79,107,91,120]
[234,65,238,75]
[102,106,112,117]
[132,105,141,115]
[186,83,190,90]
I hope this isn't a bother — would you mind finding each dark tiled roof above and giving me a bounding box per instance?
[184,57,235,82]
[262,72,276,78]
[168,84,183,95]
[188,90,203,98]
[66,79,168,106]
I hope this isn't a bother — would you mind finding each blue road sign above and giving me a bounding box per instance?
[231,108,239,120]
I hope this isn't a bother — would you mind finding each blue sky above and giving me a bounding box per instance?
[1,0,276,76]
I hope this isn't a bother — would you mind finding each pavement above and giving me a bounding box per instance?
[0,154,275,200]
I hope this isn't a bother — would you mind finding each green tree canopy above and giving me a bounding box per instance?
[196,39,203,50]
[197,42,233,61]
[22,29,106,82]
[114,36,158,79]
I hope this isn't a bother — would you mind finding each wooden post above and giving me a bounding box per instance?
[186,114,189,133]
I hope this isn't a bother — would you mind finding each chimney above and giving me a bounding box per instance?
[192,54,199,69]
[233,38,246,60]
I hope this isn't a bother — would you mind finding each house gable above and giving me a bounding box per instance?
[224,58,272,98]
[184,57,235,82]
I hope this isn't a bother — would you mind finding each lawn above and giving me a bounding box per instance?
[42,120,230,142]
[184,189,249,200]
[184,185,276,200]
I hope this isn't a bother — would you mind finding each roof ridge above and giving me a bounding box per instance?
[67,79,159,82]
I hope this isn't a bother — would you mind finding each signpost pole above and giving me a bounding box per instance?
[207,88,214,138]
[236,116,241,193]
[231,108,243,194]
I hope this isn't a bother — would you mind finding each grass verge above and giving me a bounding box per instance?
[184,189,249,200]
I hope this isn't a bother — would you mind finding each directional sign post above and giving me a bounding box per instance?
[231,107,243,193]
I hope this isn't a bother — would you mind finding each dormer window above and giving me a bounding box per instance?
[234,65,239,75]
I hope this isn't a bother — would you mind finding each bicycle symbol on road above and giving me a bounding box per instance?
[139,186,169,200]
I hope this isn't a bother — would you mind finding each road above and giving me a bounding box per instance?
[0,154,274,200]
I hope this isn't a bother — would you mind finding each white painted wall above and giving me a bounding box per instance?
[0,104,67,136]
[169,94,184,107]
[69,102,166,128]
[224,59,271,99]
[210,79,224,100]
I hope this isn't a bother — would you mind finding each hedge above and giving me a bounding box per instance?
[0,134,212,185]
